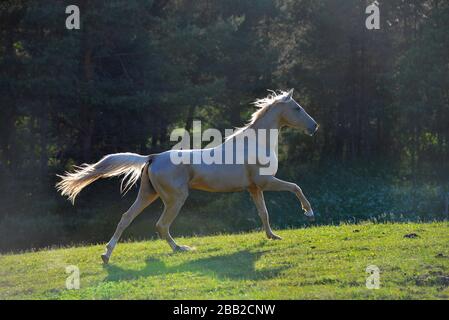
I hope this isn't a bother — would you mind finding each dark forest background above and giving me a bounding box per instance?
[1,0,448,252]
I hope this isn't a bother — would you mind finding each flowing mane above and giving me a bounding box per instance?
[226,90,291,140]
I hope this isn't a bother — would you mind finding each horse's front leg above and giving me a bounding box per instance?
[262,177,314,220]
[248,187,282,240]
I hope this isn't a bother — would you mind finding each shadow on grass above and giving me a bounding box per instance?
[104,249,286,282]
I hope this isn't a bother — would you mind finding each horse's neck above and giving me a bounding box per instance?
[251,112,281,132]
[220,112,281,153]
[251,112,281,149]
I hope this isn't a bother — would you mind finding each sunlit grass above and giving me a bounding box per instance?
[0,222,448,299]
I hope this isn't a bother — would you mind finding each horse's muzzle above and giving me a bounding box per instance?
[307,123,319,136]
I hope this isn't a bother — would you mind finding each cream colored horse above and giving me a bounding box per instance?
[57,89,318,263]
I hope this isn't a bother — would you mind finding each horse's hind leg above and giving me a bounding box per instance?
[249,187,282,240]
[102,166,158,264]
[156,188,192,252]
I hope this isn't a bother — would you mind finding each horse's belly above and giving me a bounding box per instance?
[190,183,245,192]
[189,164,249,192]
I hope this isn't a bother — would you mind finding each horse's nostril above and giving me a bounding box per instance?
[308,124,318,136]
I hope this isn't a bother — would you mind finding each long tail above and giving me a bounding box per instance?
[56,152,151,204]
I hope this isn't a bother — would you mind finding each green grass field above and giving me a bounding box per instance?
[1,222,448,299]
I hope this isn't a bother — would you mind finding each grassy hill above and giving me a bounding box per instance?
[1,222,448,299]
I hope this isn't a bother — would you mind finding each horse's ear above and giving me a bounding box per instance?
[287,88,294,99]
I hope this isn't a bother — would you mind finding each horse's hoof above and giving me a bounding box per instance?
[304,209,314,217]
[101,254,109,264]
[175,245,194,252]
[267,233,282,240]
[304,209,315,221]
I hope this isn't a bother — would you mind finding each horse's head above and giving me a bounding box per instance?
[277,89,318,136]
